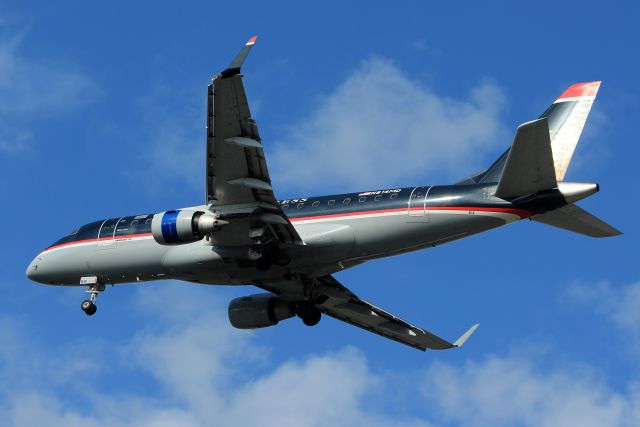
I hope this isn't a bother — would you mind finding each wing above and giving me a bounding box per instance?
[261,275,479,351]
[206,37,302,246]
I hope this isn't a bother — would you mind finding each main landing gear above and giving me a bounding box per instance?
[80,276,104,316]
[248,227,274,271]
[249,244,274,271]
[296,302,322,326]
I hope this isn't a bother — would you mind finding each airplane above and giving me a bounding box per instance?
[26,36,621,351]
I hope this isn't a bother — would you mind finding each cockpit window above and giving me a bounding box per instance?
[47,220,104,249]
[98,218,120,240]
[115,217,133,236]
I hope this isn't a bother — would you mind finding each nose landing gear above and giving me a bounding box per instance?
[80,276,104,316]
[81,298,97,315]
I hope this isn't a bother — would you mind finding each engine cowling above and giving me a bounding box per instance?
[151,210,218,245]
[228,293,295,329]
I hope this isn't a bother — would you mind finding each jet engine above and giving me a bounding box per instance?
[228,293,295,329]
[151,210,219,245]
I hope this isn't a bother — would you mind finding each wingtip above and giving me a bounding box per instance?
[246,35,258,46]
[453,323,479,347]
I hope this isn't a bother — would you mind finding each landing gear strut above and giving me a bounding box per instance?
[80,277,104,316]
[248,227,274,271]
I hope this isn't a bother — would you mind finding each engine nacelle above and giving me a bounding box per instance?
[151,210,218,245]
[228,293,295,329]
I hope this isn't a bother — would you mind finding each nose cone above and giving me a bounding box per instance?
[26,256,45,283]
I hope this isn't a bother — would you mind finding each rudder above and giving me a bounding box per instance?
[540,81,601,181]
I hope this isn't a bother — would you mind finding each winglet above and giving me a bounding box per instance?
[215,35,258,80]
[453,323,479,347]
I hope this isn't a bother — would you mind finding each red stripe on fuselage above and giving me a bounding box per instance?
[44,233,153,253]
[43,206,530,252]
[289,206,531,222]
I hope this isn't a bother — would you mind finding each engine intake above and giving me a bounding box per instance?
[228,293,295,329]
[151,210,218,245]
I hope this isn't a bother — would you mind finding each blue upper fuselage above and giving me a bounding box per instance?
[42,184,528,252]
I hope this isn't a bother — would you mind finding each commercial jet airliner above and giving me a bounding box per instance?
[26,37,621,351]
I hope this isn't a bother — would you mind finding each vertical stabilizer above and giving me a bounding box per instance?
[542,81,601,181]
[495,118,557,199]
[458,81,601,185]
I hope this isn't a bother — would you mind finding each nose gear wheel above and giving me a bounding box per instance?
[81,282,104,316]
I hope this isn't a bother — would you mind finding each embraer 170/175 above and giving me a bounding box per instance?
[26,37,621,351]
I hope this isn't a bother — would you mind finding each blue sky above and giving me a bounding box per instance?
[2,1,639,425]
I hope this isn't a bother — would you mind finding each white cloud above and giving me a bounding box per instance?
[124,81,203,195]
[133,57,508,196]
[0,285,431,427]
[269,57,508,192]
[4,283,640,427]
[567,281,640,347]
[0,25,94,155]
[421,354,640,427]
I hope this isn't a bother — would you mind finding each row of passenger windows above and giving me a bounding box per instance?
[281,193,398,210]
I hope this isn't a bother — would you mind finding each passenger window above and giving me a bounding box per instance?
[359,197,366,203]
[343,198,351,205]
[312,201,320,208]
[145,218,153,224]
[115,217,136,236]
[374,195,382,201]
[297,203,304,209]
[328,200,335,206]
[282,204,289,210]
[390,194,398,200]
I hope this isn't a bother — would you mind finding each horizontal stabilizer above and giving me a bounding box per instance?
[495,118,557,199]
[533,203,622,237]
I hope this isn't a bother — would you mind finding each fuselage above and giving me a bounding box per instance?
[27,183,535,287]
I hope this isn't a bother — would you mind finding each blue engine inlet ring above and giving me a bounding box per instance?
[160,210,181,243]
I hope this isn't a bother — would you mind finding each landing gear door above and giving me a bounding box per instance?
[408,186,431,221]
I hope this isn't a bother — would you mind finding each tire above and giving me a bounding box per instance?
[297,304,321,327]
[255,251,273,271]
[81,300,94,312]
[86,305,97,316]
[248,245,263,261]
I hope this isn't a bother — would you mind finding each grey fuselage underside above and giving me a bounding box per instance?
[28,183,539,288]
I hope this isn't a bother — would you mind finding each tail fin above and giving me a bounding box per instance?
[541,81,601,181]
[532,203,622,238]
[458,81,601,185]
[494,118,557,199]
